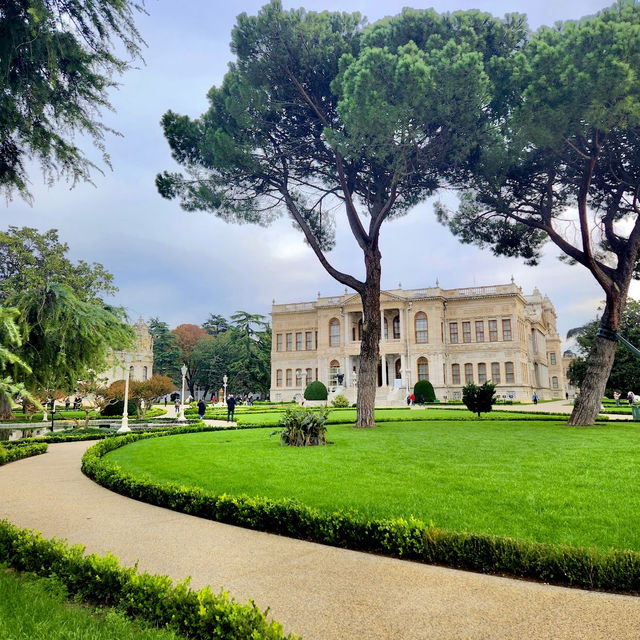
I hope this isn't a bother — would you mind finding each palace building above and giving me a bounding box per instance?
[100,317,154,386]
[270,281,565,405]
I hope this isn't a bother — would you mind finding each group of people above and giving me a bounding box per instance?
[613,390,636,406]
[195,393,237,421]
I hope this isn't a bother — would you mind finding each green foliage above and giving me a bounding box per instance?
[331,394,349,408]
[304,381,328,401]
[413,380,435,403]
[82,427,640,593]
[100,400,138,418]
[0,0,146,201]
[278,407,328,446]
[148,318,181,384]
[0,442,48,466]
[568,300,640,393]
[462,382,496,417]
[0,520,294,639]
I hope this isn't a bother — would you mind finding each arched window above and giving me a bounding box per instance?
[393,315,400,339]
[478,363,487,383]
[451,363,461,385]
[329,318,340,347]
[505,361,515,383]
[358,318,363,341]
[286,369,292,386]
[296,369,303,386]
[129,365,135,381]
[464,363,473,383]
[276,370,283,387]
[305,368,313,385]
[417,357,429,381]
[143,366,148,381]
[491,362,500,383]
[415,312,428,343]
[329,359,341,388]
[395,358,402,380]
[383,317,388,339]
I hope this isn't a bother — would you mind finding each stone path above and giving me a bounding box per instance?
[1,441,640,639]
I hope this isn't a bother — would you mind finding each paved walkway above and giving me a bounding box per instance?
[1,441,640,639]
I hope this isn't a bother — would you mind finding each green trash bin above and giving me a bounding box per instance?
[632,406,640,421]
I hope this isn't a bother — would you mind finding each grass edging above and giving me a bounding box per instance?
[0,519,295,640]
[82,431,640,595]
[0,441,48,465]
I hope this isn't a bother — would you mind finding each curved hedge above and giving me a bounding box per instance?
[0,442,48,465]
[0,519,294,639]
[82,431,640,594]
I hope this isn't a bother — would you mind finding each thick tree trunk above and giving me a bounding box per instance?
[355,250,381,428]
[568,294,625,426]
[0,392,13,420]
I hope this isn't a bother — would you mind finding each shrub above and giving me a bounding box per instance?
[304,381,328,401]
[101,400,137,417]
[0,442,48,465]
[278,407,328,446]
[331,394,349,408]
[413,380,435,403]
[462,382,496,417]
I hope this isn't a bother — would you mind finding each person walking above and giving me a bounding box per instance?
[197,398,206,421]
[614,391,621,406]
[532,391,539,405]
[628,390,635,405]
[226,393,237,422]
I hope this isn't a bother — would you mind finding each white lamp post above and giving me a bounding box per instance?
[178,363,188,422]
[118,354,133,433]
[223,374,228,404]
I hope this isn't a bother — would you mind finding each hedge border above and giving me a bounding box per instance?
[0,442,48,465]
[0,519,295,639]
[82,430,640,595]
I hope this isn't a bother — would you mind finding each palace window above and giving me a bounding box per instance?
[491,362,500,383]
[475,320,484,342]
[549,352,556,365]
[286,333,293,351]
[393,315,400,339]
[296,332,303,350]
[489,320,498,342]
[329,318,340,347]
[478,362,487,384]
[552,376,559,389]
[464,363,473,383]
[415,312,428,343]
[329,360,341,388]
[417,357,429,381]
[505,362,515,383]
[462,321,471,343]
[502,319,512,341]
[296,369,304,386]
[449,322,459,344]
[306,331,313,350]
[143,366,148,381]
[286,369,293,386]
[452,363,461,385]
[276,334,283,351]
[276,370,283,387]
[306,368,313,385]
[383,317,388,339]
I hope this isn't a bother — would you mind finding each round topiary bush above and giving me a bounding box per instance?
[304,380,328,401]
[413,379,436,404]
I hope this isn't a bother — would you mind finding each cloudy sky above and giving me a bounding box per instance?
[4,0,627,345]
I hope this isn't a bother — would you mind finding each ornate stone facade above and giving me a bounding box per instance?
[270,282,565,404]
[100,317,154,386]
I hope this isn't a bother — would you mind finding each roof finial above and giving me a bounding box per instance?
[436,277,439,287]
[317,291,321,298]
[511,275,515,284]
[398,282,402,289]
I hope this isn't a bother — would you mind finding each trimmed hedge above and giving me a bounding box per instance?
[0,442,48,465]
[0,520,294,639]
[413,380,435,403]
[82,431,640,594]
[304,381,328,401]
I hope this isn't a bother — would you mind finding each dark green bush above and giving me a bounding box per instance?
[100,400,137,417]
[462,382,496,417]
[304,380,328,401]
[413,380,435,403]
[331,394,349,408]
[278,407,328,446]
[82,432,640,594]
[0,520,295,639]
[0,442,48,465]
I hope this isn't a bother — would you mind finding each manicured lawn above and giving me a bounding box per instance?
[0,568,181,640]
[106,419,640,552]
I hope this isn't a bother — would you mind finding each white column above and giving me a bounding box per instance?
[398,306,404,341]
[345,355,351,386]
[380,309,385,342]
[381,354,388,387]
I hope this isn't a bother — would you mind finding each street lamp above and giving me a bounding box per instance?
[177,363,188,422]
[223,374,228,404]
[118,353,133,433]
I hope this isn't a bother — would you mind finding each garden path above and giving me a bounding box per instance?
[1,442,640,639]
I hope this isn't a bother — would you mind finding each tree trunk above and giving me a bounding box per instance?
[568,295,624,426]
[0,392,13,420]
[355,249,382,428]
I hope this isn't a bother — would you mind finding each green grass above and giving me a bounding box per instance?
[106,419,640,553]
[0,567,181,640]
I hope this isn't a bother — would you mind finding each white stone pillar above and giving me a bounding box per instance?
[380,309,385,342]
[345,355,351,387]
[398,306,404,341]
[381,354,388,387]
